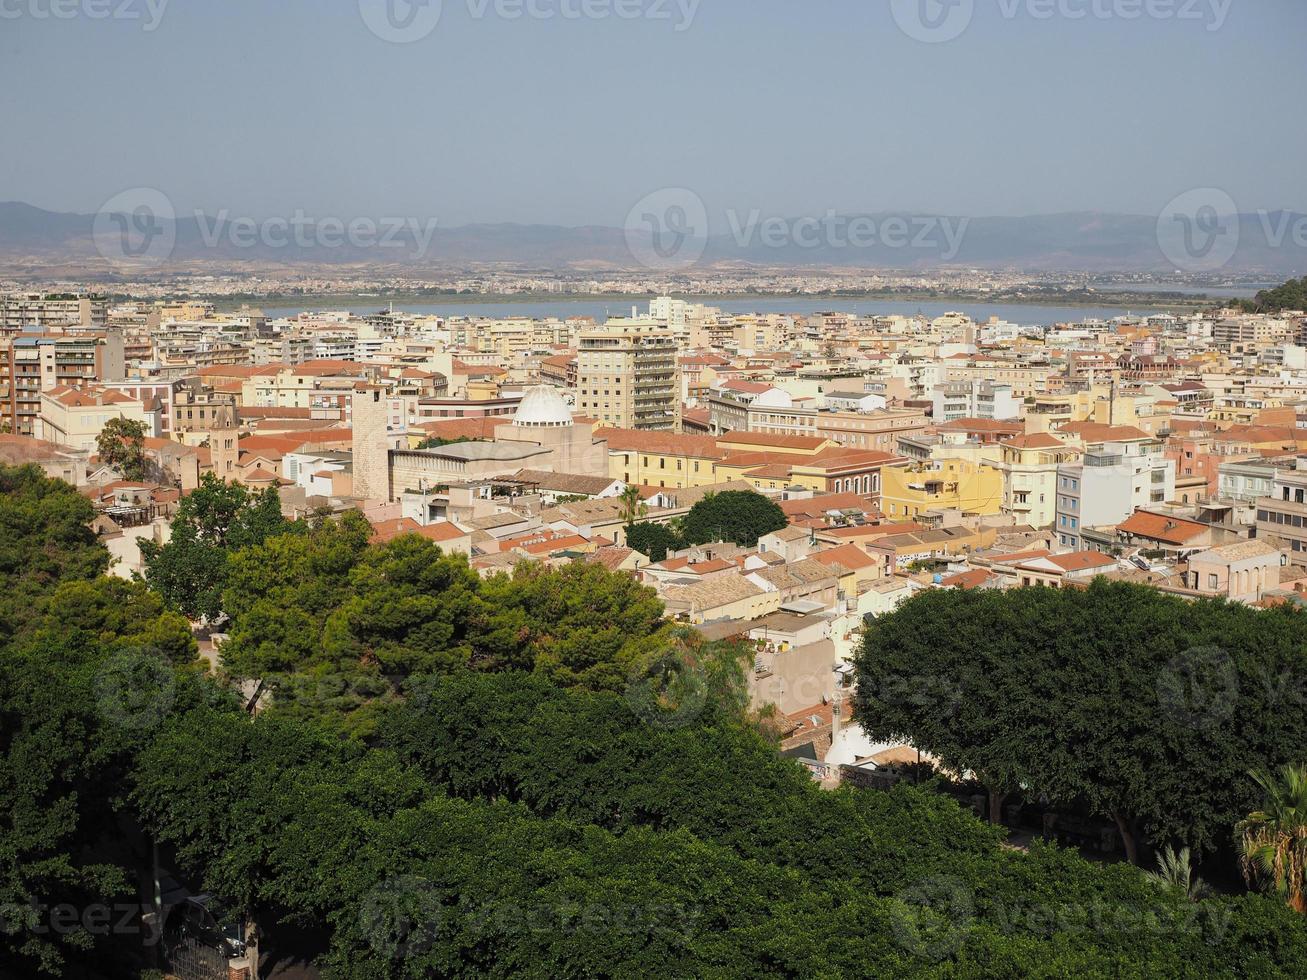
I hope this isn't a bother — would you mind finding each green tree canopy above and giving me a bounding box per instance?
[625,521,681,562]
[854,580,1307,862]
[0,464,107,639]
[95,416,149,481]
[141,473,302,621]
[680,490,788,548]
[1231,276,1307,314]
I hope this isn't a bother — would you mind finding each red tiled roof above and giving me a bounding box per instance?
[1116,511,1208,545]
[939,569,991,589]
[810,543,877,572]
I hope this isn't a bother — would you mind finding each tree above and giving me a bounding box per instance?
[1238,765,1307,914]
[142,473,301,621]
[0,468,204,976]
[95,416,149,481]
[1145,846,1208,901]
[1231,276,1307,314]
[853,581,1307,861]
[626,521,681,562]
[680,490,787,548]
[416,435,476,450]
[618,484,648,525]
[0,464,107,639]
[127,671,1307,980]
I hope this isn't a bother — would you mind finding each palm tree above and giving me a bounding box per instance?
[618,485,647,526]
[1237,764,1307,914]
[1144,846,1208,901]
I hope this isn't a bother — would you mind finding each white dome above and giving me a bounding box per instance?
[513,386,573,427]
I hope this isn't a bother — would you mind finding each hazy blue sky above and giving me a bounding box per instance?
[2,0,1304,227]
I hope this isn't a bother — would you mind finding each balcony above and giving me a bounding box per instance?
[1084,453,1124,467]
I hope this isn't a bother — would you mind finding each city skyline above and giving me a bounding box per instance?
[2,1,1305,227]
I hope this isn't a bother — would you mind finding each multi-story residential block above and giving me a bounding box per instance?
[1219,457,1283,504]
[577,323,681,432]
[995,432,1082,529]
[0,333,126,436]
[1054,432,1176,551]
[0,293,107,333]
[930,380,1020,422]
[1256,460,1307,563]
[99,378,182,439]
[172,381,240,447]
[1214,315,1292,348]
[880,457,1004,520]
[36,385,149,451]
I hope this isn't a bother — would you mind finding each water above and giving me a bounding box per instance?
[254,296,1200,327]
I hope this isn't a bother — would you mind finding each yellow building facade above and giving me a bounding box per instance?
[880,458,1004,519]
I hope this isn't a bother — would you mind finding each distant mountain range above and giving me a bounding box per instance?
[1,200,1304,275]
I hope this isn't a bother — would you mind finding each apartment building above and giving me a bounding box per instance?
[930,380,1020,422]
[1214,315,1292,348]
[0,293,107,333]
[0,333,126,436]
[1054,433,1176,551]
[711,384,929,453]
[100,378,182,439]
[577,323,681,432]
[995,432,1082,529]
[880,458,1004,520]
[36,385,149,451]
[1256,460,1307,563]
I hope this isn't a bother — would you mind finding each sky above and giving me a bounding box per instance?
[2,0,1304,230]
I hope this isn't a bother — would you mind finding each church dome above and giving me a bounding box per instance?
[513,386,573,427]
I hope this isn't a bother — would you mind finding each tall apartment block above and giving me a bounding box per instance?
[0,333,126,436]
[0,293,107,334]
[576,323,681,432]
[1054,434,1176,551]
[1256,460,1307,564]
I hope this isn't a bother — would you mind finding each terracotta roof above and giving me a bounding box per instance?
[1038,552,1117,573]
[586,546,637,571]
[1056,422,1153,443]
[781,492,881,520]
[412,417,502,441]
[593,428,724,458]
[810,543,877,573]
[1116,511,1208,545]
[1000,433,1069,451]
[0,433,82,464]
[939,569,991,589]
[718,431,830,451]
[937,418,1023,433]
[371,517,469,545]
[45,384,136,408]
[987,549,1053,565]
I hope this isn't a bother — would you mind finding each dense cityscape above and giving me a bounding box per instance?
[5,2,1307,978]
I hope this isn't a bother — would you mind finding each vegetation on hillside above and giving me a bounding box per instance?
[1229,276,1307,314]
[4,465,1307,977]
